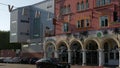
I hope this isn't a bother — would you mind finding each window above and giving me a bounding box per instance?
[77,20,81,28]
[67,5,71,13]
[60,7,64,15]
[96,0,111,7]
[63,6,66,14]
[86,19,90,27]
[107,0,111,4]
[77,2,81,11]
[100,16,108,27]
[113,11,118,22]
[86,0,89,9]
[63,23,69,32]
[96,0,100,7]
[81,1,84,10]
[22,8,28,16]
[76,20,85,28]
[101,0,106,6]
[81,20,84,27]
[48,12,52,20]
[110,52,114,59]
[35,11,40,18]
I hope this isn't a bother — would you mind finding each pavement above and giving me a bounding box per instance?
[0,63,36,68]
[0,63,118,68]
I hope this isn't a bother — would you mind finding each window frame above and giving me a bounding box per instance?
[63,23,69,32]
[100,16,108,27]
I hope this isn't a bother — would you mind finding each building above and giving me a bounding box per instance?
[10,0,54,58]
[44,0,120,67]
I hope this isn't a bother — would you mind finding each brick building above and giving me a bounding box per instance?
[44,0,120,67]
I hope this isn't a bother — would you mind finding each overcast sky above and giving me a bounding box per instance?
[0,0,44,31]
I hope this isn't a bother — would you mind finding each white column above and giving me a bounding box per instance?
[114,51,116,60]
[54,50,58,58]
[119,50,120,67]
[82,49,86,66]
[98,49,103,66]
[44,50,47,58]
[68,50,71,64]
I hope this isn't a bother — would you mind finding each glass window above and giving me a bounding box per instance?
[101,0,106,6]
[107,0,111,4]
[110,52,114,59]
[86,0,89,9]
[63,23,69,32]
[35,11,40,18]
[77,20,81,28]
[81,1,84,10]
[81,20,84,27]
[22,8,28,16]
[77,2,81,11]
[96,0,100,7]
[86,19,90,27]
[67,5,71,13]
[100,16,108,27]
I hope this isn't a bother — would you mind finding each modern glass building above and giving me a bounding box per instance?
[10,0,54,58]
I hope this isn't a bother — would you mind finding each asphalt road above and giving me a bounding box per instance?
[0,63,36,68]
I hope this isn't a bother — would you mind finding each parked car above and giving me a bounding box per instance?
[3,57,12,63]
[36,58,70,68]
[10,57,21,63]
[20,57,31,64]
[29,57,39,64]
[0,57,5,63]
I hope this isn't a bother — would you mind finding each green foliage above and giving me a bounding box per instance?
[0,31,21,50]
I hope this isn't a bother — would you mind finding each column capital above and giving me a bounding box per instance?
[97,49,104,52]
[81,49,87,52]
[117,48,120,51]
[67,50,72,52]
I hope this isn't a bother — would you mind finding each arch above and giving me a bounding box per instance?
[69,39,83,65]
[44,41,56,50]
[69,39,83,49]
[84,38,100,66]
[44,41,56,58]
[84,38,101,49]
[56,40,69,50]
[102,37,119,66]
[101,37,120,48]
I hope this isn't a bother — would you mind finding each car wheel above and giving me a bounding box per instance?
[66,65,70,68]
[37,66,41,68]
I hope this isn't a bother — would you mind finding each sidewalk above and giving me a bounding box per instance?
[71,65,118,68]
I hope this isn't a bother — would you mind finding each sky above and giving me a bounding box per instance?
[0,0,44,31]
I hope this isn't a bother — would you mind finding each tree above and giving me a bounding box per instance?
[0,31,21,50]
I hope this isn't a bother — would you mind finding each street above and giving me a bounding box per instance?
[0,63,36,68]
[0,63,114,68]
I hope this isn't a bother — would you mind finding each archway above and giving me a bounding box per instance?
[46,43,55,58]
[70,41,82,65]
[58,42,68,62]
[103,39,119,66]
[86,40,99,66]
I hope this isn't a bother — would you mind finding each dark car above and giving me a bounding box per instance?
[20,57,31,64]
[29,57,39,64]
[36,58,70,68]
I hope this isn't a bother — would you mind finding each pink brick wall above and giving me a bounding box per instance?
[55,0,120,35]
